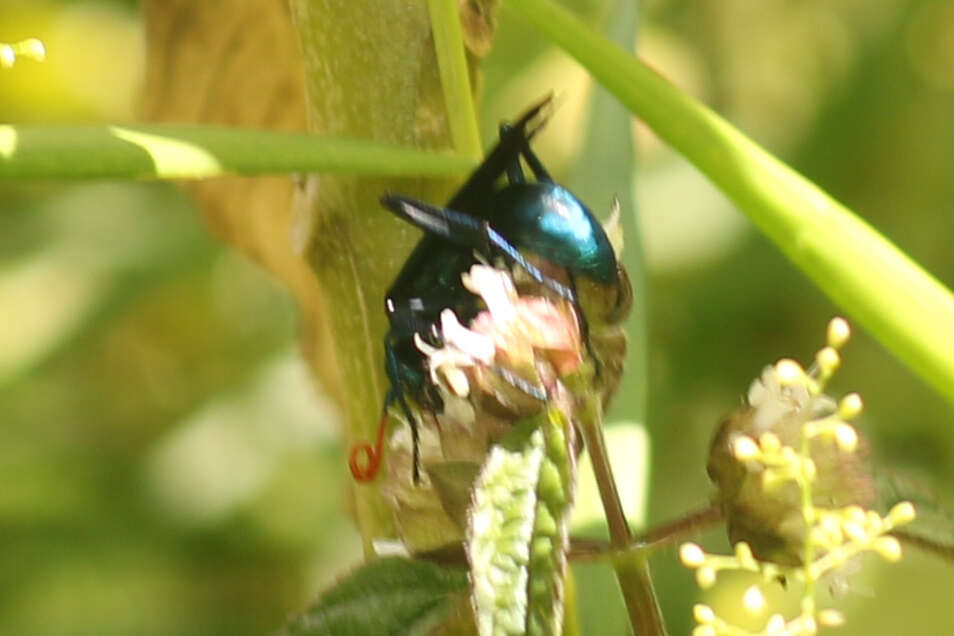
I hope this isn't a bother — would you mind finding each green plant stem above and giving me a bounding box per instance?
[577,386,666,635]
[0,124,474,180]
[506,0,954,408]
[427,0,482,160]
[613,549,665,636]
[578,394,631,547]
[564,571,582,636]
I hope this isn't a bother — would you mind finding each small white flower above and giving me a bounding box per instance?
[680,543,706,567]
[887,501,916,526]
[732,435,761,461]
[827,317,851,349]
[817,609,845,627]
[692,604,715,624]
[838,393,863,420]
[874,536,902,562]
[462,265,518,323]
[439,309,496,363]
[743,585,765,613]
[747,366,810,434]
[414,332,477,397]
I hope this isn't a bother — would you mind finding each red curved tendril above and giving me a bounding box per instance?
[348,411,389,482]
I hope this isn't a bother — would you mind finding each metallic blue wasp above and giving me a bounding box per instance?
[350,98,631,483]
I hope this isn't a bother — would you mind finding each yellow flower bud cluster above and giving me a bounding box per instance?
[683,318,915,635]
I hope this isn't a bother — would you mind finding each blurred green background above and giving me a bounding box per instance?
[2,0,953,634]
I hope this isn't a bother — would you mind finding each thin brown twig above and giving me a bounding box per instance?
[638,504,725,549]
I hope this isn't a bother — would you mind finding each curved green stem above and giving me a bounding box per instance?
[506,0,954,408]
[427,0,482,160]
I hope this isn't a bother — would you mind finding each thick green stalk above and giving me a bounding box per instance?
[613,549,665,636]
[428,0,482,159]
[0,125,473,180]
[287,0,481,556]
[506,0,954,407]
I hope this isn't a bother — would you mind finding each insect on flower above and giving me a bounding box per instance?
[348,97,632,484]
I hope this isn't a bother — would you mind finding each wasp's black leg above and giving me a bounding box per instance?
[499,123,527,185]
[497,120,554,184]
[518,136,553,183]
[447,96,553,210]
[381,195,577,304]
[400,393,420,484]
[384,336,423,482]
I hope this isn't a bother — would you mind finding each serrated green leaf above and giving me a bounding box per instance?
[281,557,468,636]
[469,428,544,636]
[467,409,576,636]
